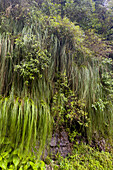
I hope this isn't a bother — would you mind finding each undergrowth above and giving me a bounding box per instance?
[0,143,113,169]
[46,143,113,170]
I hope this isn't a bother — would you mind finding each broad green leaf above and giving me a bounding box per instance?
[0,160,7,169]
[13,155,20,167]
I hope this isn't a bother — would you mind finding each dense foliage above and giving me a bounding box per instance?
[0,0,113,169]
[54,143,113,169]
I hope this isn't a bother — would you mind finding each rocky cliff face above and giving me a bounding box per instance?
[49,128,72,159]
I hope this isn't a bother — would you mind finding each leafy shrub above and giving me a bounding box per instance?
[14,36,50,82]
[52,73,90,142]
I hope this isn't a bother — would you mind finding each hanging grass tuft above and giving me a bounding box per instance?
[0,93,51,156]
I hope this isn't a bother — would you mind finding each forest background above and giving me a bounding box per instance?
[0,0,113,169]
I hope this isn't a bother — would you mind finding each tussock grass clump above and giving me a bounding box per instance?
[0,93,51,155]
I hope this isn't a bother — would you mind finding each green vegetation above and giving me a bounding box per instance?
[0,149,46,169]
[54,143,113,170]
[0,0,113,169]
